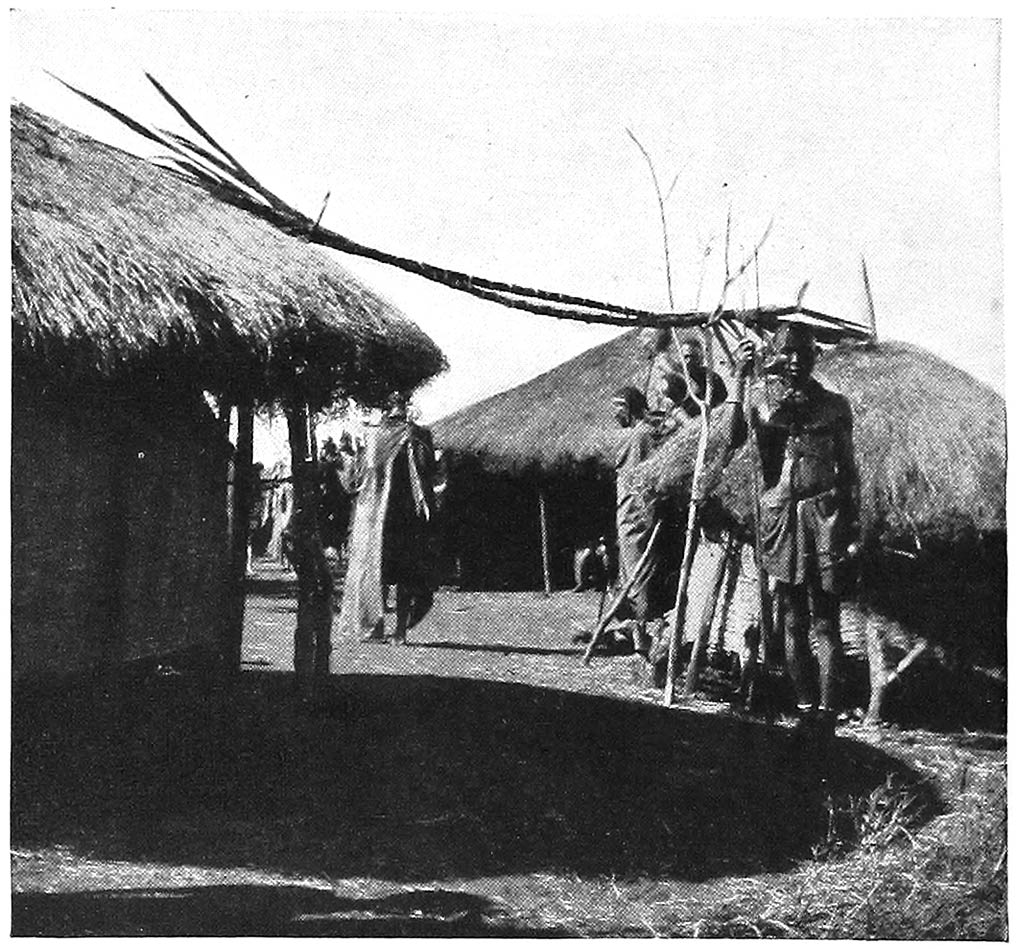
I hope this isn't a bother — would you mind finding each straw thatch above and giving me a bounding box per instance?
[434,330,1004,547]
[11,103,446,408]
[433,329,658,477]
[641,339,1005,547]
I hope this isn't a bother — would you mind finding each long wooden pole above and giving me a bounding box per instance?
[663,327,716,706]
[743,358,777,670]
[539,488,552,596]
[682,531,736,697]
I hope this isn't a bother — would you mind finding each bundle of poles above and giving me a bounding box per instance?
[581,237,870,706]
[65,74,873,705]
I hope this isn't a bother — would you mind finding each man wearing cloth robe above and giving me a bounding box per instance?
[612,386,665,655]
[339,397,438,645]
[731,323,860,732]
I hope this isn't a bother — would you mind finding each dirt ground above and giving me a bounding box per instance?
[10,561,1007,937]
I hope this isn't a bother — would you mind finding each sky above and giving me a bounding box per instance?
[9,12,1004,437]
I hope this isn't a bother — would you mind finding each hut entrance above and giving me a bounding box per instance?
[441,460,617,592]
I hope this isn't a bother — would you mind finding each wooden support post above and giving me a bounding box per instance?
[286,401,333,698]
[682,532,736,697]
[539,488,552,596]
[224,402,254,675]
[663,506,701,704]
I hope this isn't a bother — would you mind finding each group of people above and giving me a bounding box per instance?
[611,323,859,732]
[303,320,859,734]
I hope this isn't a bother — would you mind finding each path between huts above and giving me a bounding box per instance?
[11,561,1006,937]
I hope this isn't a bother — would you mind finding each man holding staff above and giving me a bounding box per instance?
[731,323,860,734]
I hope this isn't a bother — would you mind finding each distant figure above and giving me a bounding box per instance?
[246,462,268,576]
[318,436,355,553]
[731,322,860,734]
[337,431,362,494]
[572,536,611,592]
[612,386,664,655]
[339,398,438,644]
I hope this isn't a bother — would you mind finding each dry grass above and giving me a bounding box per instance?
[12,103,445,406]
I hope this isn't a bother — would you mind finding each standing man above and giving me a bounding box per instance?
[339,397,438,645]
[612,385,662,655]
[731,323,859,733]
[658,336,729,422]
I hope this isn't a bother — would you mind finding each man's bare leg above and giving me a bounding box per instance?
[780,582,816,711]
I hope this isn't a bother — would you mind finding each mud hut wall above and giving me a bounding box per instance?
[442,458,615,590]
[119,413,231,665]
[12,398,120,679]
[12,391,230,680]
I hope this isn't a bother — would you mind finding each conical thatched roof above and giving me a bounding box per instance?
[641,340,1005,546]
[434,329,1004,545]
[433,329,658,477]
[11,103,446,407]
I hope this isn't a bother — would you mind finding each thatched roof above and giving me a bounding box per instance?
[641,340,1005,545]
[434,330,1004,545]
[11,103,446,408]
[433,329,658,477]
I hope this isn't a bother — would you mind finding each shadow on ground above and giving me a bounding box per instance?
[11,884,551,937]
[414,640,581,657]
[13,671,937,899]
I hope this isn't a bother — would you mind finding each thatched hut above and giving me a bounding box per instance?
[432,329,679,589]
[11,103,445,682]
[641,338,1006,681]
[434,329,1004,665]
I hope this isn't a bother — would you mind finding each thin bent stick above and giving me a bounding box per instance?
[146,73,292,212]
[626,128,676,308]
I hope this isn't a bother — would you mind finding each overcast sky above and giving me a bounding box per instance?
[10,12,1003,426]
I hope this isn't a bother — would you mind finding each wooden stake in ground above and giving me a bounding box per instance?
[864,613,928,724]
[539,488,552,596]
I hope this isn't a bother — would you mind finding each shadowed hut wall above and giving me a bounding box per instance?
[119,408,231,666]
[442,458,615,590]
[11,387,230,680]
[11,395,119,678]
